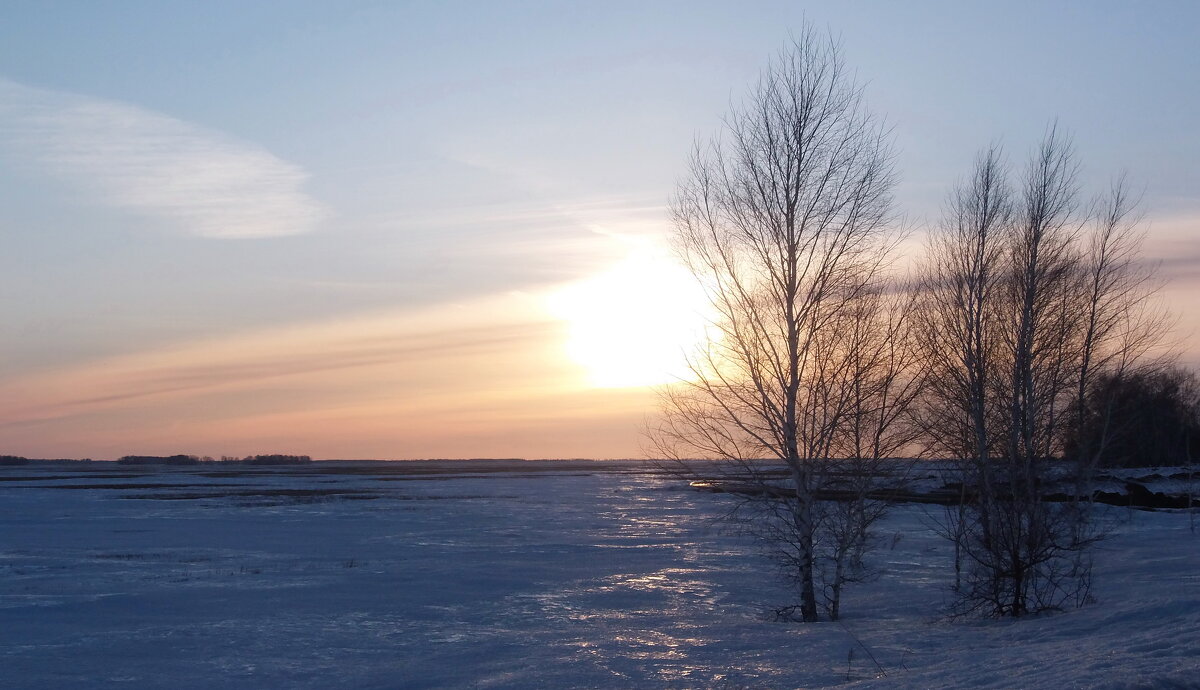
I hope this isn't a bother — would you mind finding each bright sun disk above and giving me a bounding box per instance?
[547,245,712,388]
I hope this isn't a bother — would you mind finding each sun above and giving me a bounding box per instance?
[547,243,713,388]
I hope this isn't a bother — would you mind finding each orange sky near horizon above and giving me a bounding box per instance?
[1,216,1196,462]
[0,240,697,460]
[2,4,1197,461]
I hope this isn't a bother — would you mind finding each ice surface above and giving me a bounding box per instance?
[0,461,1196,688]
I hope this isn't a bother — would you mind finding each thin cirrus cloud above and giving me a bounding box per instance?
[0,291,658,459]
[0,291,568,431]
[0,77,327,239]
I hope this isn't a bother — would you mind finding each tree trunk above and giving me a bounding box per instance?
[792,466,819,622]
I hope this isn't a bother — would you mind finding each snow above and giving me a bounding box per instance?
[0,461,1197,688]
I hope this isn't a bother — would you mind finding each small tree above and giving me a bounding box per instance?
[813,286,922,619]
[651,26,903,622]
[916,129,1168,616]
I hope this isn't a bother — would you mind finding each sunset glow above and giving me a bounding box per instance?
[547,243,712,388]
[3,7,1199,688]
[0,3,1195,460]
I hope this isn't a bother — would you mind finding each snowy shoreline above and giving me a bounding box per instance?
[1,462,1196,688]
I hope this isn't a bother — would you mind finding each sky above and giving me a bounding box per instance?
[1,1,1197,460]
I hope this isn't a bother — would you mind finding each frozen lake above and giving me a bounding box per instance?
[1,461,1197,688]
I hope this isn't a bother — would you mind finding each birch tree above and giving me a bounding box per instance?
[651,27,900,622]
[917,129,1168,616]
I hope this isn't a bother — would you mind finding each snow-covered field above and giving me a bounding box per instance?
[1,461,1196,689]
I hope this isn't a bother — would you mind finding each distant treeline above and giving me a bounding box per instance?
[2,454,314,466]
[116,454,313,466]
[1,455,93,465]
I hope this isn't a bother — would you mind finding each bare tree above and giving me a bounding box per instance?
[650,27,901,622]
[916,129,1168,616]
[813,285,923,620]
[914,143,1011,592]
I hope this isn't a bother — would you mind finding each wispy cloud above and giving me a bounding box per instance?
[0,78,327,238]
[0,292,564,427]
[1144,212,1200,280]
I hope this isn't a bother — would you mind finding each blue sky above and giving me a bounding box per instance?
[1,1,1197,458]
